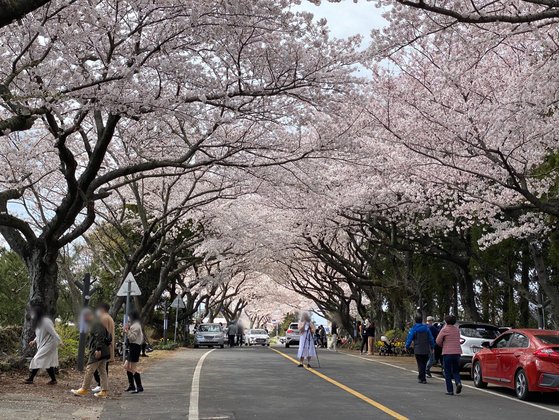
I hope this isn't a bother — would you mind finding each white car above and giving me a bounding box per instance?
[456,322,500,370]
[285,322,300,348]
[245,329,270,346]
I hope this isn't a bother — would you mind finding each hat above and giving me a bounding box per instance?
[426,316,434,321]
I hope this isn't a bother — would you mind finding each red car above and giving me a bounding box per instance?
[472,329,559,400]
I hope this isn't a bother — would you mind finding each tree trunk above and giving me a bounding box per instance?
[459,267,480,321]
[21,246,59,356]
[529,242,559,324]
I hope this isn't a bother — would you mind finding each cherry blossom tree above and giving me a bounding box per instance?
[0,0,361,352]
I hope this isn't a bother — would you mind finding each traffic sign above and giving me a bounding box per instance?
[117,272,142,296]
[171,295,186,309]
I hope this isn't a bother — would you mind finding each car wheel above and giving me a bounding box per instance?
[515,369,531,400]
[473,361,487,389]
[194,344,199,349]
[285,343,290,348]
[220,344,224,349]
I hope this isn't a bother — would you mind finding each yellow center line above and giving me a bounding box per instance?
[270,347,409,420]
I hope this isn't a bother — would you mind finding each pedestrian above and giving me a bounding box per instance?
[436,315,463,396]
[319,325,327,348]
[71,309,111,397]
[360,320,368,354]
[92,303,115,393]
[405,315,435,384]
[330,321,338,352]
[236,321,244,346]
[425,316,440,378]
[227,323,236,347]
[366,321,376,356]
[124,310,144,394]
[24,304,63,385]
[297,312,317,367]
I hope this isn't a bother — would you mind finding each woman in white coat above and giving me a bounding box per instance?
[297,312,317,368]
[24,305,62,385]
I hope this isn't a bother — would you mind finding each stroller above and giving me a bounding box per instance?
[379,336,396,356]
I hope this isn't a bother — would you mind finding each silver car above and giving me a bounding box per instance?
[245,329,270,346]
[194,323,225,348]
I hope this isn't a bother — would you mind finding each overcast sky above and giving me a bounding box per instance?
[295,0,386,41]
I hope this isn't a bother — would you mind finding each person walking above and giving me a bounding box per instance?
[124,310,144,394]
[92,303,114,393]
[425,316,440,378]
[227,323,236,347]
[236,321,244,346]
[297,312,317,367]
[330,321,338,351]
[436,315,463,396]
[405,315,435,384]
[359,320,368,354]
[71,309,111,397]
[24,305,62,385]
[366,321,376,356]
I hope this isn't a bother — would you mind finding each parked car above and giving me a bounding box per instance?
[245,329,270,346]
[472,329,559,400]
[194,323,225,348]
[285,322,300,348]
[457,321,501,370]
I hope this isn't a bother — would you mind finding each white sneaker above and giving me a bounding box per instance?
[91,386,101,393]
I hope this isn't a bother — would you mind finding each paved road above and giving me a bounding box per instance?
[102,346,559,420]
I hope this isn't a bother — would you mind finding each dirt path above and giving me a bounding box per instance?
[0,350,176,419]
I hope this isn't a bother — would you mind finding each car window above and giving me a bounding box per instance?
[198,325,221,332]
[460,325,500,339]
[508,333,529,348]
[493,334,511,349]
[289,323,299,329]
[251,330,267,334]
[535,335,559,345]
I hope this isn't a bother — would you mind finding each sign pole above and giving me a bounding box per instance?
[163,303,169,344]
[174,305,179,342]
[123,278,131,361]
[117,273,141,362]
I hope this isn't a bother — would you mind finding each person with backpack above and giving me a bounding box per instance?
[124,310,144,393]
[71,308,111,397]
[91,303,114,393]
[405,315,435,384]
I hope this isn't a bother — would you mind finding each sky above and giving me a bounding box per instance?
[295,0,386,40]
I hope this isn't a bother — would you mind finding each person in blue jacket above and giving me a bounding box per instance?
[405,315,435,384]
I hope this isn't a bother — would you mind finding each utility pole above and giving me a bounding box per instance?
[75,273,97,372]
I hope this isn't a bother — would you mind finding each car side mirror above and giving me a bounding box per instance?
[481,341,491,349]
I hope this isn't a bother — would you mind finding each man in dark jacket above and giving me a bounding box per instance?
[425,316,441,377]
[405,315,435,384]
[71,309,111,397]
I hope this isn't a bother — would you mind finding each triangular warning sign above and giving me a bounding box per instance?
[171,295,186,309]
[117,272,142,296]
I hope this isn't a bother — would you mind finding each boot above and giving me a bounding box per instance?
[46,367,57,385]
[24,369,38,384]
[131,372,143,393]
[124,371,135,392]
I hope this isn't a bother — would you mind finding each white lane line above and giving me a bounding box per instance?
[342,352,559,415]
[188,349,215,420]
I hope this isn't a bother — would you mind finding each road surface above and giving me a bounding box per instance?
[102,346,559,420]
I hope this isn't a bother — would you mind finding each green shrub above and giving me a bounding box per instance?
[153,341,179,351]
[0,325,22,354]
[56,323,79,368]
